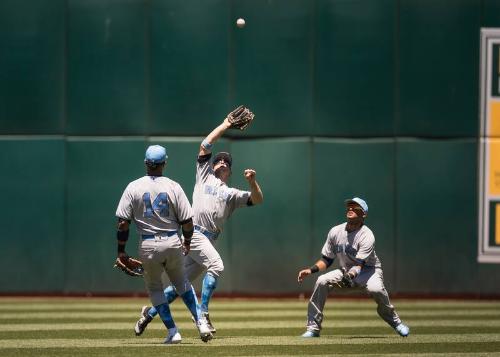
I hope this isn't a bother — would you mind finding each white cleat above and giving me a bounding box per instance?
[134,306,152,336]
[164,327,182,344]
[202,312,216,334]
[395,323,410,337]
[196,316,213,343]
[301,329,320,338]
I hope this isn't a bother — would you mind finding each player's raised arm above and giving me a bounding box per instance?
[199,118,231,156]
[244,169,263,205]
[199,105,255,156]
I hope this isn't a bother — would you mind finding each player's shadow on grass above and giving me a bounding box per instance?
[346,336,388,339]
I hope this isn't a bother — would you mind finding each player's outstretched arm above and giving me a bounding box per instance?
[297,259,328,282]
[199,117,232,156]
[244,169,263,205]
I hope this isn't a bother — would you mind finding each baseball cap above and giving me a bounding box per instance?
[213,152,232,168]
[144,145,168,164]
[344,197,368,213]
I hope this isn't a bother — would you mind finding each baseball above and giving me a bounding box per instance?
[236,18,245,28]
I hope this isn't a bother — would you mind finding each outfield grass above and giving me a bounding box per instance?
[1,297,500,356]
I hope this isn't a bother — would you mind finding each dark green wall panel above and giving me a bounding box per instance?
[0,139,65,291]
[398,0,480,137]
[65,139,147,292]
[228,139,311,293]
[0,1,65,134]
[231,0,314,136]
[314,0,395,136]
[482,0,500,27]
[67,0,148,135]
[150,0,229,135]
[312,139,397,288]
[396,139,479,293]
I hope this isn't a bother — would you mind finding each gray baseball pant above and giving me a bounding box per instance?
[139,235,191,307]
[306,267,402,332]
[183,231,224,280]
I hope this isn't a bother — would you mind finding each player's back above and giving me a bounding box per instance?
[116,175,191,235]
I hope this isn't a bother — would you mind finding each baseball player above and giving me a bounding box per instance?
[134,113,263,336]
[297,197,410,338]
[116,145,212,344]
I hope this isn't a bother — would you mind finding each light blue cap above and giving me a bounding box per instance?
[144,145,168,164]
[345,197,368,213]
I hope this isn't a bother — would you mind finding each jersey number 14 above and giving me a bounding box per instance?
[142,192,169,217]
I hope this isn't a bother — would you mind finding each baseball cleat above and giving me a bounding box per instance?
[201,312,216,334]
[134,306,153,336]
[301,330,320,338]
[395,323,410,337]
[196,315,213,342]
[164,327,182,344]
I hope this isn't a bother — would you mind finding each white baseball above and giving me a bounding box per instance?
[236,18,246,28]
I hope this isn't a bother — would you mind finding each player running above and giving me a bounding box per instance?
[134,108,263,337]
[297,197,410,338]
[116,145,212,344]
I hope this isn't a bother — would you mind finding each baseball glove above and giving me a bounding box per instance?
[333,268,355,288]
[114,256,144,277]
[227,105,255,131]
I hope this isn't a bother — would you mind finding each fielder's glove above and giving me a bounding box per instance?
[227,105,255,131]
[114,255,144,277]
[333,268,355,288]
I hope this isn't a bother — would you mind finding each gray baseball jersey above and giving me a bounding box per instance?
[192,154,250,234]
[115,176,193,235]
[321,223,381,269]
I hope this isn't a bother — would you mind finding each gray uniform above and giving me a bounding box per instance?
[307,223,402,331]
[184,154,251,279]
[116,175,193,306]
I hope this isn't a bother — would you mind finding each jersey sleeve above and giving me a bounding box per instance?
[230,188,251,209]
[115,184,134,220]
[320,227,337,259]
[196,153,212,184]
[172,183,193,223]
[355,229,375,262]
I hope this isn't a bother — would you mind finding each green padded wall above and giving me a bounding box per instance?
[483,0,500,26]
[0,0,65,134]
[0,139,65,291]
[150,0,230,135]
[65,138,147,292]
[312,139,397,287]
[228,139,311,293]
[67,0,148,135]
[231,1,314,136]
[314,0,395,136]
[395,139,478,293]
[398,0,480,137]
[2,1,500,295]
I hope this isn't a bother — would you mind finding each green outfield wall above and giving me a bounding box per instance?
[1,0,499,295]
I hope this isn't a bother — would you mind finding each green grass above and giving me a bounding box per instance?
[1,298,500,356]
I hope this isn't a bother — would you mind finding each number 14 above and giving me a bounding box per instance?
[142,192,169,217]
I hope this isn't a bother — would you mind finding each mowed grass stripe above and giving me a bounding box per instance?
[2,334,500,348]
[2,343,500,357]
[3,309,500,319]
[2,326,500,339]
[3,319,500,331]
[1,299,499,311]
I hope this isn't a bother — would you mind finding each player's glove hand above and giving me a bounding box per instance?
[114,255,144,277]
[226,105,254,131]
[333,268,355,288]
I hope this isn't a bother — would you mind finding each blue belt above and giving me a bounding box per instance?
[142,230,177,240]
[194,225,219,240]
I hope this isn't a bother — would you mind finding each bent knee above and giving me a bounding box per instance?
[207,259,224,278]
